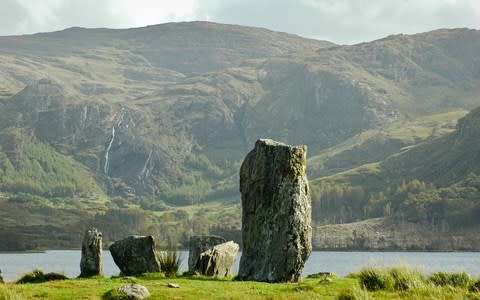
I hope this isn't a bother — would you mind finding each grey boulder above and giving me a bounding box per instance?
[188,235,226,272]
[109,235,161,276]
[117,284,150,299]
[196,241,239,277]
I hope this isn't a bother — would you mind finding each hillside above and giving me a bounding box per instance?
[311,106,480,249]
[1,23,480,249]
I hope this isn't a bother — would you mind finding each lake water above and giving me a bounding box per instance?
[1,250,479,281]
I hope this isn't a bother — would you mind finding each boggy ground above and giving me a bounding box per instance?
[1,271,480,300]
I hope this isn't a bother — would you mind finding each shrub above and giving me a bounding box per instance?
[358,267,394,291]
[16,269,68,284]
[388,267,426,291]
[158,251,182,277]
[429,271,472,288]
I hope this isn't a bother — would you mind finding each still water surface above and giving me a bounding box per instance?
[1,250,479,281]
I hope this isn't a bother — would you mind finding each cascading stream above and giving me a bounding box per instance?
[103,111,125,175]
[103,126,115,175]
[140,149,153,178]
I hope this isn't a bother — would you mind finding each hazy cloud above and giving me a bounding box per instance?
[1,0,479,44]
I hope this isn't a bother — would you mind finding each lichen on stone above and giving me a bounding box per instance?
[238,138,312,282]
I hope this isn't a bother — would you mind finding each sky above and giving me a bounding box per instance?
[1,0,479,44]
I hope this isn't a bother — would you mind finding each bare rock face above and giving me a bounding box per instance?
[196,241,239,277]
[188,235,226,272]
[80,228,103,277]
[109,236,161,276]
[238,139,312,282]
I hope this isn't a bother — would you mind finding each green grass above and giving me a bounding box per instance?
[0,275,355,300]
[0,268,479,300]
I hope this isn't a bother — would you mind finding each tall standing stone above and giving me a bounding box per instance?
[80,228,103,277]
[109,235,161,276]
[188,235,226,272]
[238,139,312,282]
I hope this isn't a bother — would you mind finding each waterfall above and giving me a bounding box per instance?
[140,149,153,178]
[103,126,115,175]
[103,110,126,175]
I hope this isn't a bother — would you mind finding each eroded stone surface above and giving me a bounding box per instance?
[238,139,312,282]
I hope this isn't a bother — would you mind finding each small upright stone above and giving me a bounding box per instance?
[80,228,103,277]
[238,139,312,282]
[0,268,3,283]
[196,241,239,277]
[188,235,226,272]
[109,236,161,276]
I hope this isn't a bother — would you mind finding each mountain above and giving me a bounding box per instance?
[0,22,480,250]
[0,21,333,82]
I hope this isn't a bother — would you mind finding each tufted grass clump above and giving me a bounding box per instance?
[388,267,426,291]
[158,251,182,278]
[429,271,472,288]
[358,266,428,292]
[358,267,394,291]
[16,268,68,284]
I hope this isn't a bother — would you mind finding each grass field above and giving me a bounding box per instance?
[1,269,480,300]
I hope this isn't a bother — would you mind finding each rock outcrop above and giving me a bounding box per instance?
[238,139,312,282]
[188,235,226,272]
[196,241,239,277]
[80,228,103,277]
[116,284,150,299]
[109,236,161,276]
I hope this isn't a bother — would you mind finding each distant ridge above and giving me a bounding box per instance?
[0,21,335,74]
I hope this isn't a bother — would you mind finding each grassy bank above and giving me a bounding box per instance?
[2,268,480,300]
